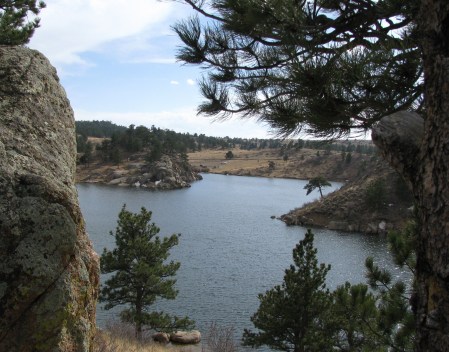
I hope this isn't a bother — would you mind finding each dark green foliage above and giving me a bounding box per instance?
[388,220,417,274]
[242,230,332,352]
[100,206,194,339]
[146,141,163,163]
[304,177,331,198]
[78,141,93,165]
[0,0,45,45]
[243,226,416,351]
[365,257,416,351]
[330,282,379,351]
[75,121,127,138]
[174,0,422,137]
[365,178,387,210]
[363,219,417,351]
[76,121,376,162]
[76,134,88,153]
[225,150,234,159]
[394,176,414,203]
[345,152,352,164]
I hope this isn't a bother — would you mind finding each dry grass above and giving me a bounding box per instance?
[187,147,354,181]
[93,322,201,352]
[187,148,280,174]
[93,321,240,352]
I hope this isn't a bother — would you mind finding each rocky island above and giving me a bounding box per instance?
[77,153,202,190]
[76,133,414,235]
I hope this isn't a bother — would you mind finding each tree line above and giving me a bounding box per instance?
[76,120,377,165]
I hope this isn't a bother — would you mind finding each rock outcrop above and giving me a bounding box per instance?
[78,154,202,190]
[170,330,202,344]
[0,46,99,351]
[281,161,414,234]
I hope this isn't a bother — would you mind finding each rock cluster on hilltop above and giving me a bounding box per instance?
[281,161,414,234]
[78,154,202,190]
[0,46,99,351]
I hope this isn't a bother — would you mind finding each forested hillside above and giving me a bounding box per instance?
[75,120,378,166]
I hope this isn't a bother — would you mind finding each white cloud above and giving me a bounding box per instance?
[74,107,273,138]
[29,0,180,69]
[170,80,180,85]
[186,79,196,85]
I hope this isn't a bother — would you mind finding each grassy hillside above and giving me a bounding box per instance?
[187,146,414,234]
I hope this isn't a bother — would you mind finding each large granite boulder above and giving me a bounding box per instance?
[0,46,99,351]
[170,330,202,344]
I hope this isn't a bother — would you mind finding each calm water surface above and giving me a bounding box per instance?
[77,174,405,339]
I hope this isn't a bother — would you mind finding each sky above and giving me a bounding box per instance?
[28,0,274,138]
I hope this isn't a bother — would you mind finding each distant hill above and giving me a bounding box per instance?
[75,121,411,234]
[75,120,127,138]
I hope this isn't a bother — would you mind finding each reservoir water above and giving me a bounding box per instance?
[77,173,405,340]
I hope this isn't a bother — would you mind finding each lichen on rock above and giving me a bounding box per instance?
[0,46,99,351]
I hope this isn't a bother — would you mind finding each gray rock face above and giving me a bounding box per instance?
[170,330,202,344]
[0,46,99,351]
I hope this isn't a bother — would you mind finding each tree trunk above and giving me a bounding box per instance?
[416,2,449,350]
[372,1,449,350]
[135,294,143,341]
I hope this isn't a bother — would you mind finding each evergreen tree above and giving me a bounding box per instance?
[173,0,421,137]
[303,177,331,198]
[330,222,417,351]
[330,282,380,351]
[0,1,46,45]
[100,205,194,339]
[242,230,332,352]
[173,2,449,348]
[79,141,93,166]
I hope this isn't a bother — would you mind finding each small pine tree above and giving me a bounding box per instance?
[365,178,386,210]
[329,282,380,351]
[242,230,332,352]
[100,205,194,339]
[225,150,234,159]
[304,177,332,198]
[0,1,46,45]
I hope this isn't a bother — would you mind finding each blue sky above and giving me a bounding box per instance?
[28,0,273,138]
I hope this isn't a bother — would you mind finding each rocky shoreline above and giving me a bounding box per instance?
[77,154,202,190]
[77,148,413,235]
[280,161,413,235]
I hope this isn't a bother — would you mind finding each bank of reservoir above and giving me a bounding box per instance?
[77,174,404,337]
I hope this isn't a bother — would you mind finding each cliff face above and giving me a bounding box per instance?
[0,46,99,351]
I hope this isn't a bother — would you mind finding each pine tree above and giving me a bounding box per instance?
[100,205,194,339]
[242,230,332,352]
[0,1,46,45]
[173,0,421,137]
[329,220,417,352]
[330,282,380,351]
[173,3,449,348]
[303,177,331,198]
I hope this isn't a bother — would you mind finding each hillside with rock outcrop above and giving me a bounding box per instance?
[188,147,414,234]
[0,46,98,351]
[281,160,414,234]
[77,153,202,189]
